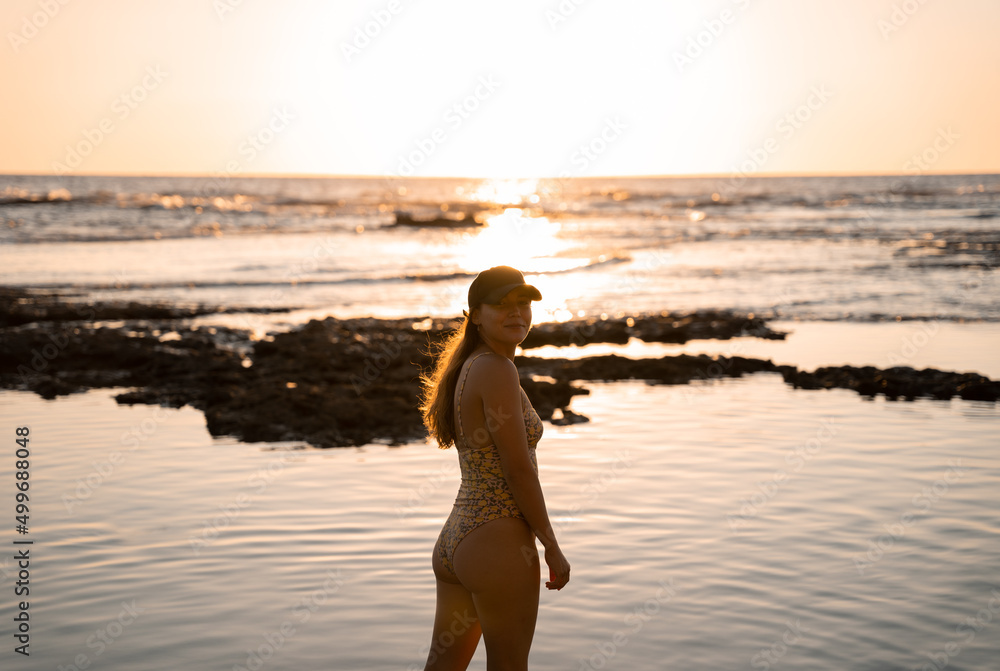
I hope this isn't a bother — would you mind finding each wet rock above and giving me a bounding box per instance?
[393,211,482,228]
[2,289,996,449]
[550,409,590,426]
[516,353,781,386]
[520,377,590,421]
[781,365,1000,402]
[520,310,786,349]
[629,310,786,343]
[0,286,291,328]
[520,319,630,348]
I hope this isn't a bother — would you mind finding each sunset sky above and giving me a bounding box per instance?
[1,0,998,178]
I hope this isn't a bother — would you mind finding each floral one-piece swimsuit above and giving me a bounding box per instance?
[434,352,544,575]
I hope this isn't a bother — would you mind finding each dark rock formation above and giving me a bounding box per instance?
[393,211,482,228]
[0,286,289,328]
[518,310,786,349]
[781,365,999,402]
[2,287,996,448]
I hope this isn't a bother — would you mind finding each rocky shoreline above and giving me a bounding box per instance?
[2,287,997,448]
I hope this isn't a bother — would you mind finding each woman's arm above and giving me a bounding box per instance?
[474,355,571,589]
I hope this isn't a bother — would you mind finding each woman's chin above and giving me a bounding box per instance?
[504,326,528,339]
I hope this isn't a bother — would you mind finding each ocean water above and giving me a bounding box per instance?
[2,172,999,669]
[0,377,997,670]
[2,173,998,324]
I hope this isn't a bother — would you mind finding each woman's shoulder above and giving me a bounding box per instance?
[465,351,518,385]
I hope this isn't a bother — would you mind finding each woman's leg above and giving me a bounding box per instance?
[453,517,540,671]
[423,547,482,670]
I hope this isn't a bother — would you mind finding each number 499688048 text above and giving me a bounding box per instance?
[15,427,30,535]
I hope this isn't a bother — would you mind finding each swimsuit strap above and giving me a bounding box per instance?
[455,351,495,445]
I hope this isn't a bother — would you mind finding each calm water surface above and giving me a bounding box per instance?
[1,374,998,670]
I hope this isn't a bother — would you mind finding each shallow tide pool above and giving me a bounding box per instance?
[1,374,998,670]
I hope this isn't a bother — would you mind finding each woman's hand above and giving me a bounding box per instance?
[544,545,571,590]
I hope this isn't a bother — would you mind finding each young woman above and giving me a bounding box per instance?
[419,266,571,670]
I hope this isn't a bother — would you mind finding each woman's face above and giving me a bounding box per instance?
[473,288,534,346]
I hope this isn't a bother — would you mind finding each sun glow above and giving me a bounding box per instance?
[469,179,541,206]
[461,208,573,274]
[458,207,602,324]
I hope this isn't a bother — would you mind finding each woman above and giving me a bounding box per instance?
[419,265,571,670]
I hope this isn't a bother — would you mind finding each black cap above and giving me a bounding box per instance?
[468,266,542,308]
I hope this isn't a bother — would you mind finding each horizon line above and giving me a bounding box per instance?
[2,169,999,181]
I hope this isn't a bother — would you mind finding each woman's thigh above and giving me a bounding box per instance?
[422,577,482,671]
[453,517,540,665]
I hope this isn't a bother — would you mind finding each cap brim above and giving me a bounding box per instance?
[482,283,542,305]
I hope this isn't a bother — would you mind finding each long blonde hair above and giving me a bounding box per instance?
[420,313,481,448]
